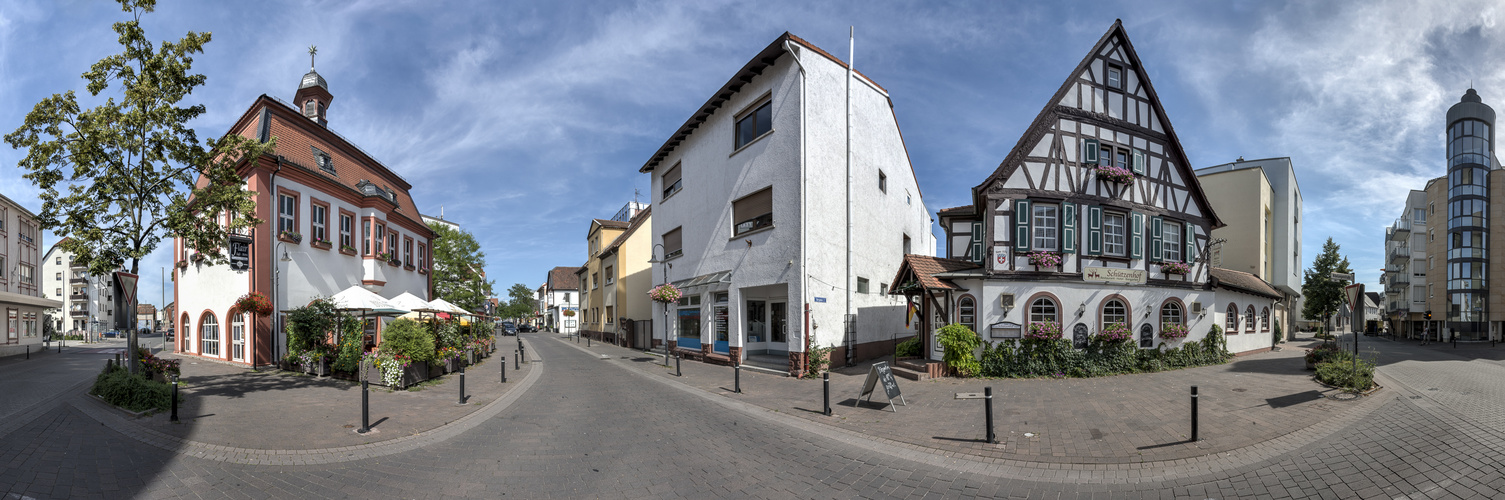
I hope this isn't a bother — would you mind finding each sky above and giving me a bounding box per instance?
[0,0,1502,309]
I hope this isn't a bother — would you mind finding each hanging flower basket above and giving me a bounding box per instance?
[1093,165,1136,184]
[1025,321,1062,341]
[648,283,683,304]
[1025,251,1062,269]
[1097,322,1132,342]
[1160,262,1191,275]
[234,292,274,316]
[1160,322,1189,341]
[562,309,576,317]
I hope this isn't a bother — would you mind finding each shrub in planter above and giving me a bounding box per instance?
[1305,343,1342,367]
[936,323,982,377]
[381,318,436,364]
[90,364,177,413]
[331,317,364,374]
[895,336,921,358]
[286,298,337,355]
[1315,350,1375,391]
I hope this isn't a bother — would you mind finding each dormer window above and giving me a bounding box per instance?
[311,146,334,174]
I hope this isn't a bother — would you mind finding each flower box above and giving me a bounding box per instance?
[443,357,462,373]
[1160,323,1189,341]
[310,239,332,250]
[1093,165,1136,184]
[278,231,302,244]
[176,260,188,269]
[1160,262,1191,275]
[339,245,358,255]
[301,359,329,377]
[151,371,171,384]
[428,361,445,379]
[404,362,429,387]
[1024,251,1062,269]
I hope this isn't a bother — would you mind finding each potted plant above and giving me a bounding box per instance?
[234,292,274,317]
[176,259,188,269]
[381,318,435,387]
[1159,322,1189,341]
[279,230,302,243]
[1093,164,1136,184]
[648,283,683,304]
[296,349,329,376]
[1024,251,1062,270]
[1160,262,1191,276]
[340,244,357,255]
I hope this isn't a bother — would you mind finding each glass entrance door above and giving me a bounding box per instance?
[231,313,246,362]
[712,292,729,353]
[770,302,788,348]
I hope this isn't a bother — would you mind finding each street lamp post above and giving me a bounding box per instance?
[272,241,291,366]
[649,243,672,366]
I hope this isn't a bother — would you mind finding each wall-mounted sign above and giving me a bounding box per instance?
[993,246,1009,271]
[1083,266,1147,285]
[228,234,252,271]
[813,297,827,303]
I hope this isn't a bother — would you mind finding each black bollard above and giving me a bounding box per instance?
[170,375,180,422]
[500,356,507,383]
[1191,385,1199,442]
[675,355,681,377]
[823,371,831,416]
[587,336,591,347]
[515,349,520,368]
[734,364,742,394]
[359,377,371,434]
[458,361,467,405]
[985,387,995,444]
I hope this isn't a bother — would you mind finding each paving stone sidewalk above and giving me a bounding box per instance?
[108,345,534,451]
[560,335,1377,464]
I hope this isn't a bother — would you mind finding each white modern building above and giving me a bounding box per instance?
[175,63,433,367]
[41,238,118,337]
[639,32,936,375]
[542,266,581,334]
[1194,157,1304,337]
[896,21,1276,368]
[1384,190,1429,337]
[0,193,62,357]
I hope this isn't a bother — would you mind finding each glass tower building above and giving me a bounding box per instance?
[1445,89,1493,340]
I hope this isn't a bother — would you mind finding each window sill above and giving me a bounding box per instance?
[277,234,302,245]
[419,269,428,275]
[729,129,775,158]
[340,248,358,256]
[405,264,415,271]
[310,241,332,251]
[662,188,682,203]
[731,225,775,239]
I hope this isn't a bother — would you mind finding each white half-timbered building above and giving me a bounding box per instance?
[892,20,1277,363]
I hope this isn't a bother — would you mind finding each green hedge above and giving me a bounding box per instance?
[90,364,177,413]
[976,324,1232,378]
[382,318,435,363]
[895,336,921,358]
[1315,350,1375,391]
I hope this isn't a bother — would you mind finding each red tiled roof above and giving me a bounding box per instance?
[1209,267,1282,299]
[895,255,981,292]
[547,266,583,290]
[936,205,974,216]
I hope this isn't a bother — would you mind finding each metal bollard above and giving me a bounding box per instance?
[359,377,371,434]
[515,349,520,368]
[587,336,591,347]
[458,361,467,405]
[675,355,681,377]
[734,365,742,394]
[1191,385,1199,442]
[985,387,995,444]
[500,356,507,383]
[170,375,180,422]
[823,371,831,416]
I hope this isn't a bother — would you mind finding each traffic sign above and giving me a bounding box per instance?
[1344,284,1362,307]
[1330,272,1355,282]
[114,271,139,306]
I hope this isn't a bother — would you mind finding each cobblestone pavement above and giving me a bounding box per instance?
[3,333,1505,498]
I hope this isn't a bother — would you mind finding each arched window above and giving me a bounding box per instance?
[181,313,191,352]
[1102,299,1128,329]
[200,312,220,357]
[1245,305,1256,332]
[1260,307,1270,331]
[1162,302,1183,326]
[1225,304,1238,333]
[958,296,976,332]
[1030,297,1058,326]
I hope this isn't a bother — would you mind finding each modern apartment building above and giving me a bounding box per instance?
[41,238,117,337]
[0,193,62,356]
[1194,157,1304,338]
[908,21,1277,363]
[639,32,936,375]
[1384,190,1429,338]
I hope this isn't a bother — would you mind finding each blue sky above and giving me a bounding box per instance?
[0,0,1501,308]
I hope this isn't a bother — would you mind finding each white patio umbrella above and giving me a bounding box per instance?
[390,292,442,320]
[331,286,408,316]
[427,298,471,315]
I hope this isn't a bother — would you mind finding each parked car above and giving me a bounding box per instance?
[519,324,536,333]
[103,330,120,338]
[500,321,518,335]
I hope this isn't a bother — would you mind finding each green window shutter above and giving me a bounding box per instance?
[1132,149,1145,175]
[1149,216,1163,262]
[1130,212,1143,260]
[1086,205,1102,256]
[970,222,985,264]
[1061,202,1076,254]
[1083,139,1099,164]
[1014,200,1031,252]
[1184,221,1196,264]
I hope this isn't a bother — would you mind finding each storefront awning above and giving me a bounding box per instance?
[0,290,63,309]
[672,270,732,293]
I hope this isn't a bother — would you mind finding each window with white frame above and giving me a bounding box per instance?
[200,312,220,356]
[311,204,327,243]
[959,296,976,332]
[1029,297,1058,326]
[1103,212,1126,256]
[278,194,296,234]
[340,214,353,249]
[1032,204,1058,251]
[1102,299,1127,329]
[1162,221,1182,262]
[1225,304,1238,332]
[1245,305,1255,331]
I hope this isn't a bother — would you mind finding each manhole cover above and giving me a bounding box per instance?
[1330,393,1361,401]
[1231,388,1247,392]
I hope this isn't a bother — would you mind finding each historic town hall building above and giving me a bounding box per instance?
[893,21,1278,361]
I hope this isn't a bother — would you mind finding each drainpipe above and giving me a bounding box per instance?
[844,27,854,367]
[783,38,809,370]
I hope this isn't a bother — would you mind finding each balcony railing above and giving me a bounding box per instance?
[1389,246,1411,262]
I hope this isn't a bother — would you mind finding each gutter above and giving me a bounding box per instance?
[782,39,810,368]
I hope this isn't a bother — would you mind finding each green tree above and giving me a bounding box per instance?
[1301,237,1354,330]
[6,0,273,373]
[429,222,494,312]
[500,283,535,322]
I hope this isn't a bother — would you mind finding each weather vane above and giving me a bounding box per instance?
[309,45,318,69]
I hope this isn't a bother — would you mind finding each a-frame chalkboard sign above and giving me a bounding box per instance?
[854,361,906,412]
